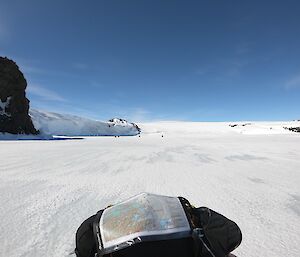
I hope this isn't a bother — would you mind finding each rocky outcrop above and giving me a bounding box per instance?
[108,118,141,133]
[283,126,300,133]
[0,57,38,134]
[229,123,251,128]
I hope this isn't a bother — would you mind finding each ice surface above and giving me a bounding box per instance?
[0,121,300,257]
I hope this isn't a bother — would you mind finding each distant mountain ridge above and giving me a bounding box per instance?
[30,109,140,136]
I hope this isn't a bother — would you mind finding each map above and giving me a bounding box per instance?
[99,193,191,249]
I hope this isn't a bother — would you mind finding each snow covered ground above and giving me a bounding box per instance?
[29,109,140,137]
[1,121,300,257]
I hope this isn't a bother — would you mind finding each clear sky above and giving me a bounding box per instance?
[1,0,300,122]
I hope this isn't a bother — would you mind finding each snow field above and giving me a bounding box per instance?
[0,121,300,257]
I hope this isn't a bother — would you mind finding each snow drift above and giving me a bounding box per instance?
[29,109,140,136]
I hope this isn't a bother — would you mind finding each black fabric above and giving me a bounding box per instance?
[192,207,242,257]
[110,238,194,257]
[75,214,97,257]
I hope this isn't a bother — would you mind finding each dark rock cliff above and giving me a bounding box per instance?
[0,57,38,134]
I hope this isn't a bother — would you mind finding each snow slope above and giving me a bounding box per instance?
[29,109,140,136]
[0,121,300,257]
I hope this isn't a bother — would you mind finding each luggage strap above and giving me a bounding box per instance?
[93,209,104,257]
[178,198,216,257]
[192,228,216,257]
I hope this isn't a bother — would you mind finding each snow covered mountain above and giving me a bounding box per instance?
[29,109,140,136]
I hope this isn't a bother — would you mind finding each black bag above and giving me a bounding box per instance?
[191,207,242,257]
[75,198,242,257]
[75,214,97,257]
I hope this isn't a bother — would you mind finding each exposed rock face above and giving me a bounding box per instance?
[284,126,300,133]
[0,57,38,134]
[229,123,251,128]
[108,118,141,133]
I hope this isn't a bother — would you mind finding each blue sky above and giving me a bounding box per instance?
[1,0,300,122]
